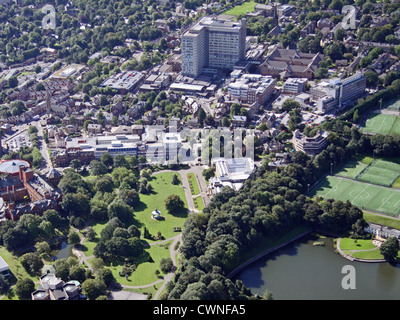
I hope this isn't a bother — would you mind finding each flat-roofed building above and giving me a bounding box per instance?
[283,78,308,95]
[207,157,255,195]
[100,71,145,94]
[293,129,328,155]
[311,72,366,114]
[66,135,141,159]
[182,16,247,77]
[338,72,367,109]
[0,256,10,278]
[228,73,275,105]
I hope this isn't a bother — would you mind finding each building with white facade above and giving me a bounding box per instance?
[65,135,141,159]
[207,157,255,195]
[228,73,275,105]
[0,256,10,278]
[182,16,247,77]
[283,78,308,95]
[293,129,328,155]
[312,72,366,114]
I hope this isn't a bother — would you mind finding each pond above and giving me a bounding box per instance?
[51,241,74,260]
[235,235,400,300]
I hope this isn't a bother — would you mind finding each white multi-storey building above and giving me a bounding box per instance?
[228,73,275,105]
[182,16,247,77]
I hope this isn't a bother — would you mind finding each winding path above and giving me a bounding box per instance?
[336,238,386,263]
[71,167,209,299]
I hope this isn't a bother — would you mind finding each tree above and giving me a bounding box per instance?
[380,237,400,260]
[8,76,18,88]
[54,258,70,281]
[171,173,180,185]
[113,154,129,168]
[15,278,35,300]
[0,275,9,294]
[315,67,328,79]
[164,194,185,214]
[68,231,81,246]
[90,160,108,176]
[118,189,140,207]
[107,199,132,223]
[100,153,113,168]
[202,168,215,181]
[35,241,51,256]
[82,279,107,300]
[281,99,300,112]
[70,159,82,171]
[20,252,43,275]
[353,109,359,123]
[95,176,114,193]
[198,107,206,125]
[365,71,379,87]
[160,257,173,273]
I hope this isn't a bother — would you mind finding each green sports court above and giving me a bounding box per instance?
[334,160,369,180]
[362,113,400,135]
[356,159,400,187]
[311,175,400,217]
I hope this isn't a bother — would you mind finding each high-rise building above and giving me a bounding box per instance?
[338,72,367,109]
[313,72,366,114]
[182,16,247,77]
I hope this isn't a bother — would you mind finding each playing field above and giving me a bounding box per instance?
[223,1,257,15]
[362,113,400,135]
[334,160,368,179]
[356,159,400,187]
[311,176,400,217]
[385,98,400,111]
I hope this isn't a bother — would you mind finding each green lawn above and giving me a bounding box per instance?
[338,238,385,260]
[134,172,188,241]
[187,172,200,195]
[223,1,257,16]
[193,196,204,211]
[363,212,400,229]
[339,238,377,251]
[103,241,173,287]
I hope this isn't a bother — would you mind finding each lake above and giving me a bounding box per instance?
[235,235,400,300]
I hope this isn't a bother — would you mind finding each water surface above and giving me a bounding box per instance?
[235,235,400,300]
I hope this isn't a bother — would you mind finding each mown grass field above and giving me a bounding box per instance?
[311,155,400,217]
[362,113,400,135]
[311,175,400,217]
[133,171,188,241]
[223,1,257,15]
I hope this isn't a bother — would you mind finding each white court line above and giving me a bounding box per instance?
[378,193,394,212]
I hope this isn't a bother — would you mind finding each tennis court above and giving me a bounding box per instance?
[356,159,400,187]
[311,176,400,217]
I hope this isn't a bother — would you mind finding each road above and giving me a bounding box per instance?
[32,120,53,174]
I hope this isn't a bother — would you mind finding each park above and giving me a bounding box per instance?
[0,160,211,300]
